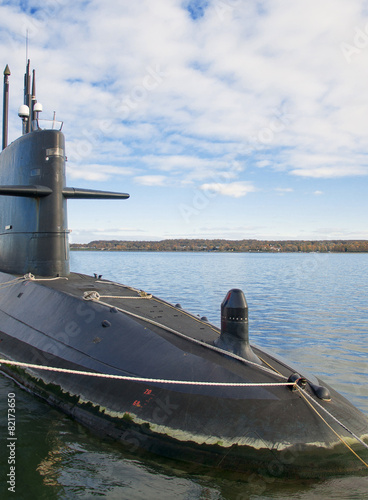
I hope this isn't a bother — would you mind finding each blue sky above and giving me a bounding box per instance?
[1,0,368,243]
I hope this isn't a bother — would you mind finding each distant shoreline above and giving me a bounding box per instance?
[70,239,368,253]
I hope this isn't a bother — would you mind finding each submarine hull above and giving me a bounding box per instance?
[1,271,367,478]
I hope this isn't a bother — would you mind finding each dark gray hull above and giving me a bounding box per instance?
[1,271,367,478]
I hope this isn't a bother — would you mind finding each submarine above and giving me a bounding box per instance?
[0,61,367,479]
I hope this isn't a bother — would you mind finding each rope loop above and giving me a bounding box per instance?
[24,273,35,280]
[83,291,101,301]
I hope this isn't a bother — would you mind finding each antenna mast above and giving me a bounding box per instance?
[24,59,31,133]
[2,65,11,150]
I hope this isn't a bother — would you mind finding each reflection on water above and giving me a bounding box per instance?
[0,252,367,499]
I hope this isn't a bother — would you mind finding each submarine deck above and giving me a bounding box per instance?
[24,271,298,381]
[0,270,337,387]
[0,270,351,391]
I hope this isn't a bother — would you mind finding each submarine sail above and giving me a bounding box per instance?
[0,62,129,277]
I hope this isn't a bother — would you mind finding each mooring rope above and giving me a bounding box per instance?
[0,274,68,290]
[0,274,33,290]
[298,386,368,451]
[25,273,68,282]
[296,387,368,468]
[0,359,293,387]
[0,357,367,468]
[83,291,152,300]
[1,356,367,469]
[0,276,25,286]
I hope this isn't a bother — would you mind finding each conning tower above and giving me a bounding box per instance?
[0,61,129,277]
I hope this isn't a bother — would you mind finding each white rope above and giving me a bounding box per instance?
[1,359,366,470]
[0,358,293,387]
[299,387,368,450]
[1,358,366,452]
[25,273,68,282]
[83,291,101,300]
[0,277,26,290]
[0,276,25,286]
[0,274,68,289]
[83,291,152,300]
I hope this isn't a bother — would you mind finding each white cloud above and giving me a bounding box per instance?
[200,181,257,198]
[291,165,367,178]
[66,164,135,182]
[134,175,167,186]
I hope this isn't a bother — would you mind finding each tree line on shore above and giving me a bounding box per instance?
[70,239,368,253]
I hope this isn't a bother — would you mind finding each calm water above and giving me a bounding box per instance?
[1,252,367,499]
